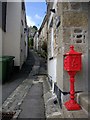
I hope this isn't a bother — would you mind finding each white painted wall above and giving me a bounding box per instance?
[51,27,54,57]
[48,58,57,83]
[88,2,90,91]
[0,2,2,56]
[36,36,39,51]
[47,1,58,92]
[36,32,39,51]
[20,9,27,68]
[3,2,21,66]
[24,34,28,60]
[24,25,28,59]
[0,29,2,56]
[2,2,27,68]
[33,35,36,49]
[34,32,39,51]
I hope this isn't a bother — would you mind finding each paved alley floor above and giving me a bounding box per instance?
[1,49,47,119]
[2,49,35,103]
[18,78,45,118]
[0,49,88,119]
[18,50,46,118]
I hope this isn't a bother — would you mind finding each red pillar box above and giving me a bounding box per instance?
[64,45,82,111]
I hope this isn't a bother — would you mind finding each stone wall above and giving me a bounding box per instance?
[56,2,88,102]
[38,18,47,52]
[88,2,90,91]
[63,2,88,92]
[47,2,89,103]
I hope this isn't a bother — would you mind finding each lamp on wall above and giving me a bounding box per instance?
[50,9,55,13]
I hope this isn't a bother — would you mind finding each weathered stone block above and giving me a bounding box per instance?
[74,28,82,33]
[63,12,88,27]
[70,2,81,10]
[57,2,63,16]
[63,43,87,55]
[63,28,71,43]
[81,2,88,11]
[71,27,88,44]
[62,3,69,11]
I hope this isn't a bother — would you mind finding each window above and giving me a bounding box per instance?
[22,2,25,11]
[2,2,7,32]
[71,28,87,44]
[21,20,23,26]
[0,1,2,28]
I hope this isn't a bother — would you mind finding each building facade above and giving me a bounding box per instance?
[33,31,39,51]
[34,15,47,53]
[47,1,88,105]
[0,0,28,69]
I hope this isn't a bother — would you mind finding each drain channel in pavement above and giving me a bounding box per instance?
[0,111,16,120]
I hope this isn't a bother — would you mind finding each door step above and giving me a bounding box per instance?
[77,92,90,115]
[61,105,88,118]
[0,111,16,120]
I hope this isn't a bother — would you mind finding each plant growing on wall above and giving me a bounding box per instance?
[28,37,33,47]
[41,41,47,53]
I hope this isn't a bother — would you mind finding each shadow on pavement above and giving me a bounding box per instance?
[2,49,35,103]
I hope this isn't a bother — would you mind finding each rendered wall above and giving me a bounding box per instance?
[0,2,2,56]
[3,2,21,66]
[20,8,27,68]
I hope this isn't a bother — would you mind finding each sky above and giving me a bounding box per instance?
[25,1,47,29]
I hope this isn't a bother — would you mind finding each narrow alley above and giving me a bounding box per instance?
[1,49,47,119]
[1,49,88,119]
[0,0,89,119]
[2,49,35,103]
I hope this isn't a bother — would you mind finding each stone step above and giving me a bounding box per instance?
[77,92,90,116]
[44,78,88,118]
[61,105,88,118]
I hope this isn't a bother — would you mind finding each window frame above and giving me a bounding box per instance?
[2,2,7,32]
